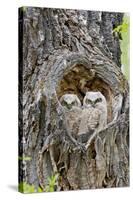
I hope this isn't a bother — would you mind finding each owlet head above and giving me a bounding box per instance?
[60,94,81,110]
[83,91,106,108]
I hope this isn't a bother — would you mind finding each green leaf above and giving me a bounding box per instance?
[38,187,43,193]
[18,156,32,161]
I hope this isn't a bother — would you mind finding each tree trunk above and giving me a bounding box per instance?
[19,7,129,192]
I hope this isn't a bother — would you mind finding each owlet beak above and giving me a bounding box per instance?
[92,102,95,108]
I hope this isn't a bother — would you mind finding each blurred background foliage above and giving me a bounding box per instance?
[114,14,130,80]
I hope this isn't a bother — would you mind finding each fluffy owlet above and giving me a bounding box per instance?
[78,91,107,136]
[60,94,82,138]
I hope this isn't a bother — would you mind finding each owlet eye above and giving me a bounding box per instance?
[62,101,67,106]
[95,98,102,104]
[71,101,76,106]
[86,99,92,104]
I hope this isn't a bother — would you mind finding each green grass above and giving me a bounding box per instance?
[18,173,59,193]
[45,173,59,192]
[18,182,43,193]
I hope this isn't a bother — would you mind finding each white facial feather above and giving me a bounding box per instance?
[83,91,107,108]
[60,94,81,109]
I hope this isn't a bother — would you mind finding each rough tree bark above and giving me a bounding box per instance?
[19,7,129,191]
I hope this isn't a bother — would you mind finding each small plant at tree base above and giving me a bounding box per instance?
[45,173,59,192]
[19,182,43,193]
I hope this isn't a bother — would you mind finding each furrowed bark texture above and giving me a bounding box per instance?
[19,7,129,191]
